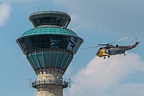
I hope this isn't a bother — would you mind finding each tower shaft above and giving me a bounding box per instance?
[36,72,63,96]
[32,69,68,96]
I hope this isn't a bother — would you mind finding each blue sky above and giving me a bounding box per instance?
[0,0,144,96]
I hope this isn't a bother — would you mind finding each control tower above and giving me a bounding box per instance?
[16,11,83,96]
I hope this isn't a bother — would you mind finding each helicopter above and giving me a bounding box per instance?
[83,37,140,59]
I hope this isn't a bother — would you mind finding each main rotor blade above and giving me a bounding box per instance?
[110,37,128,44]
[81,45,100,50]
[82,37,128,50]
[116,37,128,42]
[98,44,109,46]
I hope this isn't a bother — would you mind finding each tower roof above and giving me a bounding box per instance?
[29,11,71,28]
[21,27,79,37]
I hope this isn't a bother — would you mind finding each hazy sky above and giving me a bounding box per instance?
[0,0,144,96]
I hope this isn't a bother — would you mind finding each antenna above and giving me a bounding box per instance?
[35,0,39,12]
[67,78,71,96]
[68,78,71,88]
[29,78,32,88]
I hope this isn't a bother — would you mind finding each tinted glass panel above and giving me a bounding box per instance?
[33,17,67,27]
[17,35,78,54]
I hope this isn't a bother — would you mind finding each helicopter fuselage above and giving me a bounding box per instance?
[96,42,139,58]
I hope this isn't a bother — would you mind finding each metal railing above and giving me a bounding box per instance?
[32,80,68,88]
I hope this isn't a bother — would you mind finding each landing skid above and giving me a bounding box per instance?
[103,56,110,59]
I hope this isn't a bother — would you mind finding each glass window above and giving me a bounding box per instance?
[17,35,79,54]
[50,36,60,48]
[33,17,67,27]
[39,17,62,26]
[59,36,69,49]
[67,37,77,50]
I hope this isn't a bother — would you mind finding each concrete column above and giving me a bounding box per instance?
[36,72,63,96]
